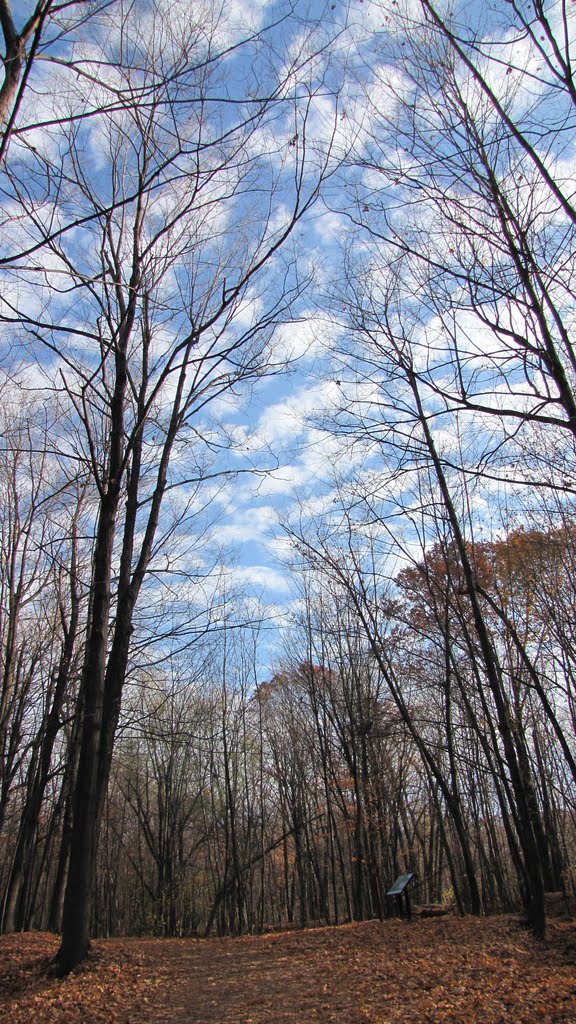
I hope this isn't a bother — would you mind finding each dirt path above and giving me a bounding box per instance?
[2,916,576,1023]
[131,930,332,1022]
[122,917,576,1024]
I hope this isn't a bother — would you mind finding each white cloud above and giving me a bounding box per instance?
[255,379,342,445]
[231,564,292,594]
[217,504,278,545]
[232,289,265,331]
[255,460,318,496]
[270,314,336,363]
[346,0,433,48]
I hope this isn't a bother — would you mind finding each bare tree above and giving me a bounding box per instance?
[298,0,576,934]
[344,0,576,492]
[0,0,344,970]
[0,2,115,161]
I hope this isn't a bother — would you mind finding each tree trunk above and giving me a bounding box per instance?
[55,492,119,973]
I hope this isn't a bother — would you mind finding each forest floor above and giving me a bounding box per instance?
[1,913,576,1024]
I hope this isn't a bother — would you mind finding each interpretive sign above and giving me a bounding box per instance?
[386,872,415,918]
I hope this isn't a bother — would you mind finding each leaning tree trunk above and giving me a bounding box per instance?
[411,376,546,936]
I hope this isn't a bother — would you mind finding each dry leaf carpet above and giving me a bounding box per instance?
[1,914,575,1023]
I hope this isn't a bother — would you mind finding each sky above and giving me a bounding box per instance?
[3,0,576,682]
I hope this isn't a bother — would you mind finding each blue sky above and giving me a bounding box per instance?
[3,0,576,681]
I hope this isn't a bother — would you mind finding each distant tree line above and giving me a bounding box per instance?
[1,484,575,939]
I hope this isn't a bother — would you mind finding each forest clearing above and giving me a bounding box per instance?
[2,915,576,1024]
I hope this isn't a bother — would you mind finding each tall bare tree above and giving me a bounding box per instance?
[0,0,343,970]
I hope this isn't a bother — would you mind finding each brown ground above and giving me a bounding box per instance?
[1,915,575,1024]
